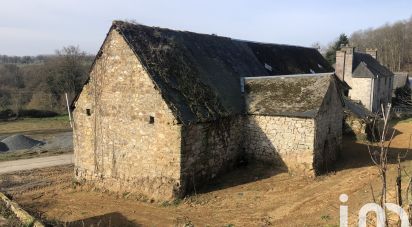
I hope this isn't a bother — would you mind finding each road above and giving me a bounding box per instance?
[0,154,73,174]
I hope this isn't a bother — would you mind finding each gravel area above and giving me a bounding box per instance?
[0,132,73,154]
[1,135,44,151]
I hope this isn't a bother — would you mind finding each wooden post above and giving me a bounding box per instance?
[65,93,73,128]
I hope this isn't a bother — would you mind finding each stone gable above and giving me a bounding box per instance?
[73,29,182,200]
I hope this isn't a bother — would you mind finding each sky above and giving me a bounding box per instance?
[1,0,411,56]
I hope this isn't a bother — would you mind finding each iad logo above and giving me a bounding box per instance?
[339,194,409,227]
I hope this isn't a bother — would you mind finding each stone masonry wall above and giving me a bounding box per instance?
[349,76,393,113]
[245,115,316,175]
[180,117,244,194]
[349,77,372,111]
[73,29,183,200]
[73,28,344,200]
[372,77,392,112]
[313,81,343,174]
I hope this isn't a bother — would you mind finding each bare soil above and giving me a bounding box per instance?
[0,122,411,226]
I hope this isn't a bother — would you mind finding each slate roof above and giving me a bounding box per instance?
[78,21,334,124]
[352,53,393,78]
[244,73,337,118]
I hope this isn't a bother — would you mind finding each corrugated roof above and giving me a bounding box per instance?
[244,74,335,118]
[352,53,393,78]
[94,21,334,124]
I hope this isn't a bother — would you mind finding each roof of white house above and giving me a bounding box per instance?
[352,52,394,78]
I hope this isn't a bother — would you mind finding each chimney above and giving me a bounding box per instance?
[335,44,354,81]
[366,48,378,60]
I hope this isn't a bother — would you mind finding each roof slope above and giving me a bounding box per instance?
[352,53,393,78]
[244,73,335,118]
[103,21,333,124]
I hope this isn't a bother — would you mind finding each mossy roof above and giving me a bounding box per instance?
[107,21,334,124]
[244,73,336,118]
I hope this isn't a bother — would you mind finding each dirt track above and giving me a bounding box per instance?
[0,122,411,226]
[0,154,73,174]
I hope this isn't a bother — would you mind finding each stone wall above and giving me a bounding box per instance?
[73,29,183,200]
[313,81,343,174]
[349,77,372,111]
[180,117,244,194]
[372,77,392,112]
[348,76,393,113]
[245,115,316,175]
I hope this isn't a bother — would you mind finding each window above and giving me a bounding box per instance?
[149,116,155,124]
[86,109,91,116]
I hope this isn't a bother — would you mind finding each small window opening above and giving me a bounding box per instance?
[86,109,91,116]
[149,116,155,124]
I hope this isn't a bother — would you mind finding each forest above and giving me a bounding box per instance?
[324,16,412,73]
[0,46,93,118]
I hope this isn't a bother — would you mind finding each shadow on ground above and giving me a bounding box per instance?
[198,163,287,194]
[47,212,140,227]
[335,134,411,171]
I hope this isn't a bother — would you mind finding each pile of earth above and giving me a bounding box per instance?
[0,134,45,152]
[0,142,8,152]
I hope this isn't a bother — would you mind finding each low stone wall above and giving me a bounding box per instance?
[313,85,343,174]
[180,117,244,194]
[245,115,315,175]
[0,192,44,227]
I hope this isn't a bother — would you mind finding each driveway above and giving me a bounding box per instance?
[0,154,73,174]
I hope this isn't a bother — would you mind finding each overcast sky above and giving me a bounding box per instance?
[1,0,411,56]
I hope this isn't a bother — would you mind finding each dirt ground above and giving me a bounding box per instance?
[0,121,412,226]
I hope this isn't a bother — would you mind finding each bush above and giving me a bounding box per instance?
[0,109,59,119]
[19,109,59,118]
[0,109,14,120]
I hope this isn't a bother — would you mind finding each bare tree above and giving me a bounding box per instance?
[350,18,412,72]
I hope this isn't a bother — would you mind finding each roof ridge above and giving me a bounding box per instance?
[244,72,334,80]
[113,20,317,50]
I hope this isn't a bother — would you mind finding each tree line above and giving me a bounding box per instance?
[323,16,412,73]
[0,46,94,117]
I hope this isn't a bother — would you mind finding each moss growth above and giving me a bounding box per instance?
[245,76,330,116]
[0,200,24,227]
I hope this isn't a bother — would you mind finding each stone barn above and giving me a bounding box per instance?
[72,21,343,200]
[244,74,343,174]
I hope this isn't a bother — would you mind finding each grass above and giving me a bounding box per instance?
[160,198,182,207]
[398,117,412,123]
[0,115,71,135]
